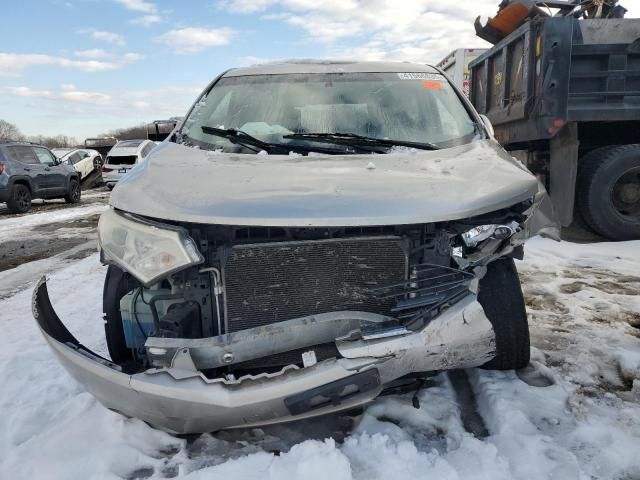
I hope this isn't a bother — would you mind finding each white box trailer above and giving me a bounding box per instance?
[436,48,487,97]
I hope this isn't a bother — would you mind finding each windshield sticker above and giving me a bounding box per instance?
[422,80,443,90]
[397,72,442,80]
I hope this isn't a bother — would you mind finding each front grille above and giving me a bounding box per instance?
[222,237,408,333]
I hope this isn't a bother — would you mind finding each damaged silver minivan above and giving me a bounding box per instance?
[33,61,558,434]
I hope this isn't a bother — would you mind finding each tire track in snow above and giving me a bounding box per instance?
[448,370,489,438]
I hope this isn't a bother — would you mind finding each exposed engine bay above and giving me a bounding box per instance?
[32,169,555,434]
[100,190,550,377]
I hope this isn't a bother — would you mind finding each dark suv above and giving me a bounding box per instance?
[0,143,81,213]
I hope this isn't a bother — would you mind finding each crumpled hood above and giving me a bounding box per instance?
[111,140,540,226]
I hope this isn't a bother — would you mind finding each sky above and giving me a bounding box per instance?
[1,0,639,140]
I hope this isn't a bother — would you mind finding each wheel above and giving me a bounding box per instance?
[577,145,640,240]
[103,265,135,365]
[64,178,81,203]
[6,183,32,213]
[107,183,114,191]
[478,258,530,370]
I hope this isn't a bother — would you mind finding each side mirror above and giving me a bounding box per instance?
[480,114,495,138]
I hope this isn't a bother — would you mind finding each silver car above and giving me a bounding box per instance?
[33,61,558,434]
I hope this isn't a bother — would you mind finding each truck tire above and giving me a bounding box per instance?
[6,183,32,213]
[478,258,530,370]
[103,265,135,365]
[577,145,640,240]
[64,178,81,204]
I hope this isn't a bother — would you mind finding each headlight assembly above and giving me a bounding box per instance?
[461,221,520,247]
[98,209,204,286]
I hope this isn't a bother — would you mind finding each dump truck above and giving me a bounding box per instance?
[84,137,117,158]
[146,118,182,142]
[468,1,640,240]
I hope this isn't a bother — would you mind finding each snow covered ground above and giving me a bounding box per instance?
[0,205,639,479]
[0,200,108,299]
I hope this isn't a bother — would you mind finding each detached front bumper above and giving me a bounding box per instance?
[33,277,496,434]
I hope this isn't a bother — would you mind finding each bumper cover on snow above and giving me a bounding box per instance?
[32,277,496,434]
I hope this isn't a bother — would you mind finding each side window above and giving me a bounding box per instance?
[71,152,84,165]
[6,146,40,164]
[141,143,154,158]
[33,148,57,166]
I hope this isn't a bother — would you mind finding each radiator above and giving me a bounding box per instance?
[222,237,408,333]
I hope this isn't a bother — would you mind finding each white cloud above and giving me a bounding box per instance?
[115,0,164,26]
[114,0,157,13]
[0,53,121,76]
[74,49,109,59]
[0,83,203,138]
[74,49,143,63]
[129,14,162,26]
[4,86,53,98]
[0,51,143,76]
[154,27,235,54]
[51,0,73,7]
[79,29,126,46]
[2,86,111,104]
[122,52,144,63]
[220,0,499,63]
[60,90,112,104]
[0,84,203,119]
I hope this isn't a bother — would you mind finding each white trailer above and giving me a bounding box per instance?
[436,48,487,97]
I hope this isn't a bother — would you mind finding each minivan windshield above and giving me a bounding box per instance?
[179,72,479,154]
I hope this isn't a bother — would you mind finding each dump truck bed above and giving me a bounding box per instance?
[469,17,640,146]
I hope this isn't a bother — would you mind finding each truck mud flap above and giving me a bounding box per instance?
[284,368,381,416]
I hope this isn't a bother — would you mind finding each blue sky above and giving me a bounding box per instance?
[1,0,638,140]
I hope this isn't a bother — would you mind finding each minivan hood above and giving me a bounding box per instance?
[111,140,539,227]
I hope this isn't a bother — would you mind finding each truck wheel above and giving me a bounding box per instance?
[478,258,530,370]
[64,178,81,203]
[6,184,32,213]
[103,265,135,365]
[577,145,640,240]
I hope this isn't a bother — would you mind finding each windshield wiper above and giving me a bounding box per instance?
[201,126,289,154]
[283,132,440,151]
[200,125,373,155]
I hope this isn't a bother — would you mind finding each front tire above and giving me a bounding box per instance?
[64,178,81,203]
[6,184,32,213]
[577,145,640,240]
[478,258,530,370]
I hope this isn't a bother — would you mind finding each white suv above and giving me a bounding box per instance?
[52,148,101,180]
[101,139,156,189]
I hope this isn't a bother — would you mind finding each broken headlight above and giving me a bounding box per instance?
[98,209,204,286]
[461,221,519,247]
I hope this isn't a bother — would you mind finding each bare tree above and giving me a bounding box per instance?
[0,120,24,142]
[26,134,80,148]
[98,123,148,140]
